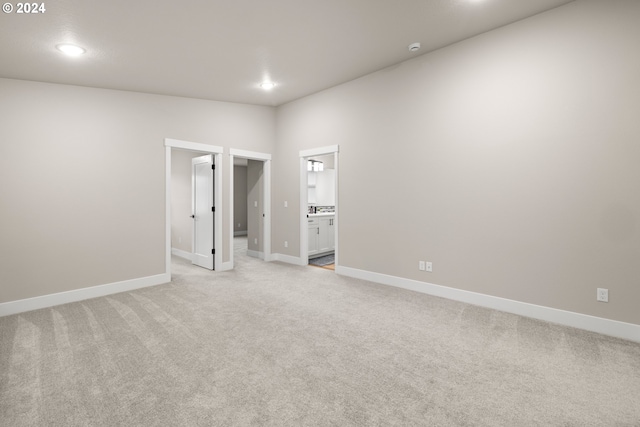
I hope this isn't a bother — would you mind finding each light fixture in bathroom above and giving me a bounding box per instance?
[307,160,324,172]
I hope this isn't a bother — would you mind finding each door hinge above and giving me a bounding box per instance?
[212,249,215,255]
[212,164,215,170]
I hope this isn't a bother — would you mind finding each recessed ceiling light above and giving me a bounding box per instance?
[56,44,86,56]
[260,82,275,90]
[408,42,421,52]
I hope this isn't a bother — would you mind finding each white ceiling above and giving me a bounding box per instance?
[0,0,574,106]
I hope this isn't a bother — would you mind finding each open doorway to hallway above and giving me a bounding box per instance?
[229,148,272,269]
[233,157,249,239]
[232,157,265,259]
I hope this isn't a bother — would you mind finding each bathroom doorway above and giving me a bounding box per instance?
[299,145,339,270]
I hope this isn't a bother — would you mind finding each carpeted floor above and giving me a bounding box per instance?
[1,237,640,426]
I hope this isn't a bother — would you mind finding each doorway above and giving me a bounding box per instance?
[229,148,272,269]
[299,145,339,269]
[164,139,224,279]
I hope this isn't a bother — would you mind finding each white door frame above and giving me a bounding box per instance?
[299,145,339,266]
[229,148,272,268]
[165,138,224,278]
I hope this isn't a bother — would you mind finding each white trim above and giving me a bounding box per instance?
[164,138,223,276]
[229,149,273,269]
[0,273,170,317]
[165,146,172,277]
[229,148,272,161]
[214,153,222,270]
[333,151,339,268]
[171,248,193,261]
[229,153,234,269]
[271,253,306,266]
[263,159,272,262]
[165,138,223,154]
[299,156,308,264]
[300,144,339,158]
[335,266,640,343]
[247,249,265,260]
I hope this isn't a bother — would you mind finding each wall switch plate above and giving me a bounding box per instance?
[419,261,425,271]
[254,201,258,207]
[284,201,288,208]
[426,262,432,272]
[254,238,258,245]
[597,288,609,302]
[284,241,288,248]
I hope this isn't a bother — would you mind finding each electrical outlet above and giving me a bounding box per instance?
[284,241,288,248]
[254,201,258,207]
[597,288,609,302]
[426,262,432,272]
[237,223,241,228]
[254,238,258,245]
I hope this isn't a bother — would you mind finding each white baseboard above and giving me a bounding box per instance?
[0,273,171,317]
[336,265,640,343]
[271,253,306,266]
[247,249,264,260]
[234,231,248,236]
[171,247,193,261]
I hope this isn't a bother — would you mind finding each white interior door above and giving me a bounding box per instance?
[192,154,214,270]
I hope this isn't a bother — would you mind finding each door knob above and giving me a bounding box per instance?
[190,215,195,218]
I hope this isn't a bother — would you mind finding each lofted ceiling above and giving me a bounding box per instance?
[0,0,574,106]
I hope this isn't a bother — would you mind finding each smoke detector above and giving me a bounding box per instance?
[408,42,421,52]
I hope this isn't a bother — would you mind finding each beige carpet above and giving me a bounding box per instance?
[1,237,640,426]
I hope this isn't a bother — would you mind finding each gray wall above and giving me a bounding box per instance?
[0,78,275,303]
[233,165,248,234]
[273,0,640,325]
